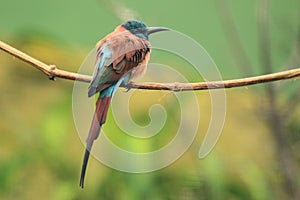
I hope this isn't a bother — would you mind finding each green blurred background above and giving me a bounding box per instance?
[1,0,300,199]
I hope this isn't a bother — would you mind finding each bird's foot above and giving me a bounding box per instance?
[123,81,134,92]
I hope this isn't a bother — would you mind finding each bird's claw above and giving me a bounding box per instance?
[123,81,134,92]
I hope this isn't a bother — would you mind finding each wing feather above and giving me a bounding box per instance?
[88,31,151,97]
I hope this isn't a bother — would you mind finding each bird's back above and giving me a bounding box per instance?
[89,26,151,97]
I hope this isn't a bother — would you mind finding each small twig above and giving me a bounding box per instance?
[257,1,299,199]
[0,41,91,82]
[214,0,253,76]
[0,40,299,91]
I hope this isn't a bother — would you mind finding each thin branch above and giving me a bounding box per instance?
[215,0,253,76]
[285,6,300,115]
[257,0,299,199]
[0,41,91,82]
[0,40,299,91]
[258,0,272,74]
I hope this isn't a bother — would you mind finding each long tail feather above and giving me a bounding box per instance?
[79,148,91,188]
[79,94,112,188]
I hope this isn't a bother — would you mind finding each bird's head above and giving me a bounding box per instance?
[122,20,169,40]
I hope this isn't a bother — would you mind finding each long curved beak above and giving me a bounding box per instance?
[147,27,170,35]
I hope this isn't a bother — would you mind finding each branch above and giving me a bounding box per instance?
[215,0,253,76]
[1,40,299,91]
[0,41,91,82]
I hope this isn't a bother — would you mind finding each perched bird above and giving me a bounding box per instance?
[80,20,169,188]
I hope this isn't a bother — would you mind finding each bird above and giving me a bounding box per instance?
[79,20,169,188]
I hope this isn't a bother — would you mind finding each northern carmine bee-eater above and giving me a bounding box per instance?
[79,20,169,188]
